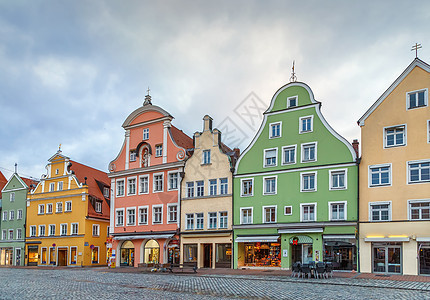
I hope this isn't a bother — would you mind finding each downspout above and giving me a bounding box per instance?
[356,156,361,273]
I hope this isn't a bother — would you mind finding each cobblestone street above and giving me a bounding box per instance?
[1,268,430,299]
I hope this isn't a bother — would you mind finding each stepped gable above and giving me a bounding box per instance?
[69,160,110,220]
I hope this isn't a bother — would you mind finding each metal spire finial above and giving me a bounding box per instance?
[14,163,17,174]
[143,86,152,106]
[411,43,422,58]
[290,60,297,82]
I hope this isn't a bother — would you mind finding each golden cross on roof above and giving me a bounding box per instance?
[411,43,422,58]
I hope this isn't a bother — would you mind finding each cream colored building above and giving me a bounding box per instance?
[180,115,238,269]
[358,58,430,275]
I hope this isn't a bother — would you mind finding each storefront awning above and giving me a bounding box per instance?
[417,237,430,242]
[114,234,174,241]
[364,236,410,242]
[278,228,323,234]
[235,236,279,243]
[323,235,355,239]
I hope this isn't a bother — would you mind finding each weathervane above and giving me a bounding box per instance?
[290,60,297,82]
[411,43,422,58]
[58,144,62,152]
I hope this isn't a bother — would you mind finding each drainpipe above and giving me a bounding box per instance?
[354,139,361,273]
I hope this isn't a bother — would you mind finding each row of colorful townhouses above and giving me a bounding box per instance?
[0,58,428,276]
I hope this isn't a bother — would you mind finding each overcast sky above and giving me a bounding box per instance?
[1,0,429,180]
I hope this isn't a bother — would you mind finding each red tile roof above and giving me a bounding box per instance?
[0,171,7,198]
[69,161,110,220]
[21,177,39,191]
[171,125,193,150]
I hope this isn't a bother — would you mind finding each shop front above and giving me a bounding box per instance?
[167,240,180,264]
[236,235,281,268]
[27,245,39,266]
[323,235,357,270]
[143,239,159,264]
[0,248,13,265]
[372,242,402,273]
[419,242,430,275]
[120,240,135,266]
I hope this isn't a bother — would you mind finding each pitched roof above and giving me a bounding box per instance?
[69,161,110,220]
[171,125,193,150]
[0,171,7,199]
[21,177,39,190]
[358,58,430,126]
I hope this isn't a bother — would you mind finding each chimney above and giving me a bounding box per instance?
[352,139,359,158]
[203,115,213,131]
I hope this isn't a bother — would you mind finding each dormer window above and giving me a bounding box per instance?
[103,187,110,198]
[95,201,102,213]
[287,96,298,108]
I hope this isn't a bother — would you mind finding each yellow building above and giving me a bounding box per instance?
[180,116,238,268]
[26,150,111,266]
[358,58,430,275]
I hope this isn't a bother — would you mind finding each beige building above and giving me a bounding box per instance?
[180,115,238,268]
[358,58,430,275]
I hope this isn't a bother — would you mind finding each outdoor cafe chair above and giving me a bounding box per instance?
[301,263,311,279]
[291,262,301,278]
[325,262,334,278]
[315,262,326,279]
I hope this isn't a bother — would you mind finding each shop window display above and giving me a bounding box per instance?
[244,242,281,267]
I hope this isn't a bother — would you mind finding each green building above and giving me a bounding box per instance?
[0,172,36,266]
[233,81,358,270]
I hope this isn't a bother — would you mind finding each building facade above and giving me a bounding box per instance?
[0,172,35,266]
[180,115,238,269]
[358,58,430,275]
[109,95,193,267]
[26,151,110,266]
[233,81,358,270]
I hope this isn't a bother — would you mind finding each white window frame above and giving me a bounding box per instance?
[299,115,314,134]
[30,226,36,237]
[103,187,110,198]
[10,192,15,202]
[39,225,46,237]
[383,124,407,148]
[287,95,298,108]
[406,88,428,110]
[49,182,55,192]
[16,228,22,240]
[301,142,317,163]
[202,149,211,164]
[60,223,67,236]
[167,204,178,223]
[95,201,102,213]
[9,229,13,240]
[209,179,217,196]
[92,224,100,237]
[300,171,317,192]
[130,151,137,162]
[127,177,137,196]
[408,199,430,220]
[138,206,149,225]
[168,171,179,191]
[269,121,282,139]
[328,201,347,221]
[208,212,217,229]
[186,213,194,230]
[240,178,254,197]
[38,204,45,215]
[126,207,136,226]
[300,203,317,222]
[2,230,6,240]
[186,181,194,198]
[263,175,277,195]
[262,205,277,223]
[263,148,278,168]
[284,206,292,216]
[49,224,56,236]
[46,203,53,214]
[17,209,23,220]
[329,168,348,190]
[407,159,430,184]
[220,178,228,195]
[152,205,163,224]
[2,211,7,221]
[240,207,253,225]
[427,120,430,144]
[369,201,392,222]
[139,175,149,194]
[71,223,79,235]
[282,144,297,165]
[116,179,125,197]
[65,201,72,212]
[196,213,204,230]
[153,173,164,193]
[155,144,163,157]
[9,210,14,221]
[368,163,392,187]
[196,180,204,197]
[219,211,228,229]
[56,202,63,213]
[115,208,125,227]
[143,128,149,140]
[57,181,63,191]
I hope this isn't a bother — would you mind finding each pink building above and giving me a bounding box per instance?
[108,95,193,267]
